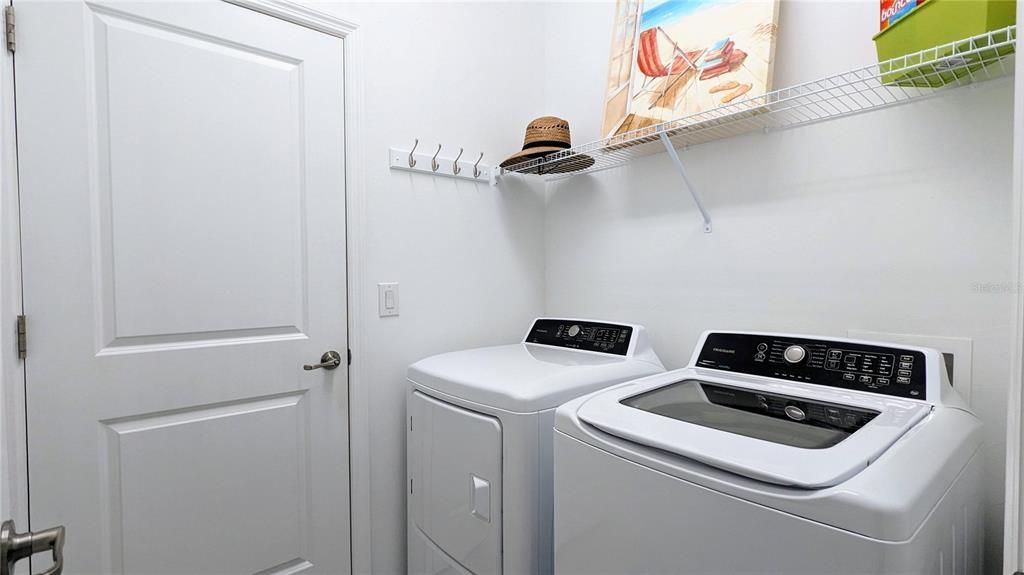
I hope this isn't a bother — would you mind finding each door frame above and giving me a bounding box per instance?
[0,0,28,543]
[1007,0,1024,571]
[0,1,373,573]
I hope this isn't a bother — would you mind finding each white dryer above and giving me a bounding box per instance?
[554,331,984,575]
[407,318,665,575]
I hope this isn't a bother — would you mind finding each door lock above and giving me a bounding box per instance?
[303,351,342,371]
[0,520,65,575]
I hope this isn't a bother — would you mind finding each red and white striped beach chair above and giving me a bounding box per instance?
[635,27,702,110]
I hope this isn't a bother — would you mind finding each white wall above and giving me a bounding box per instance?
[289,2,1013,573]
[309,3,548,573]
[542,1,1014,572]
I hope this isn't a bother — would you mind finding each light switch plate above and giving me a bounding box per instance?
[378,282,399,317]
[847,329,972,405]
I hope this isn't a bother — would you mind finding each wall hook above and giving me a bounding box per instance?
[453,148,464,175]
[431,144,441,172]
[408,139,419,168]
[473,153,484,178]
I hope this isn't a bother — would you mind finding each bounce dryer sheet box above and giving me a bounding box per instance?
[880,0,927,31]
[873,0,1015,87]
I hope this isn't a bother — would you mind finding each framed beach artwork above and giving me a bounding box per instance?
[601,0,780,138]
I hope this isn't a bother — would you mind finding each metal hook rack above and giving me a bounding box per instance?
[389,139,496,185]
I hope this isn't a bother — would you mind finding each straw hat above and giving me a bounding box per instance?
[500,116,594,173]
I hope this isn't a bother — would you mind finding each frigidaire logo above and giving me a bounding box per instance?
[712,348,736,354]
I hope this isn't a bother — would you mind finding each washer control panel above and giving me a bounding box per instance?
[695,332,928,400]
[525,319,633,356]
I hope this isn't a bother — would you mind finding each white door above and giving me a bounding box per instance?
[13,1,350,573]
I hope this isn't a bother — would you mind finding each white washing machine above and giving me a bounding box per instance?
[554,331,984,575]
[407,318,665,575]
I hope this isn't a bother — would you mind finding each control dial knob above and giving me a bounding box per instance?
[783,345,807,364]
[784,404,806,421]
[567,325,581,337]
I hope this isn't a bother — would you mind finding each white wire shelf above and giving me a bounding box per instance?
[502,25,1017,181]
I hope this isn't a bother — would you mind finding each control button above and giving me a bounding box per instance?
[842,373,856,381]
[754,352,766,361]
[876,377,890,386]
[900,355,914,362]
[567,325,581,337]
[897,376,911,384]
[826,360,839,369]
[755,395,768,409]
[859,375,872,384]
[757,343,768,352]
[828,350,841,359]
[898,369,912,377]
[899,362,913,369]
[783,345,807,364]
[826,407,841,418]
[844,414,858,426]
[783,405,806,421]
[844,355,857,364]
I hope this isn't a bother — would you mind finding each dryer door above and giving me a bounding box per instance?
[410,391,502,575]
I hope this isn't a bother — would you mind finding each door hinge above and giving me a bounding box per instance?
[15,315,25,359]
[4,6,14,54]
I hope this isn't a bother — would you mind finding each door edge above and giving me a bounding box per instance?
[0,0,29,546]
[222,3,369,573]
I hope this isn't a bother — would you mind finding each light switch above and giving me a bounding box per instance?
[378,282,399,317]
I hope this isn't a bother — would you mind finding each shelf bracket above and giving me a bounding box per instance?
[657,127,712,233]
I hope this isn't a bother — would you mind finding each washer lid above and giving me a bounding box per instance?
[577,370,931,488]
[408,343,664,413]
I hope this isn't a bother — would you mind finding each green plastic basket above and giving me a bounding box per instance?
[874,0,1017,87]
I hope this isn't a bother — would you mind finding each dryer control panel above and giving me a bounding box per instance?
[526,319,632,356]
[695,332,927,400]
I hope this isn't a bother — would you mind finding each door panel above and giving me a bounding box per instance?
[14,1,349,573]
[94,5,307,343]
[103,393,311,575]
